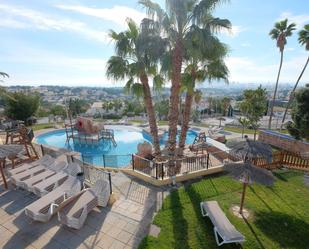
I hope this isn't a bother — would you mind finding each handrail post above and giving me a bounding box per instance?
[103,155,106,168]
[132,154,135,171]
[155,163,158,179]
[40,144,45,156]
[207,153,209,169]
[161,163,164,180]
[108,172,112,194]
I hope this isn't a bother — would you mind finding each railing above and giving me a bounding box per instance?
[81,154,131,168]
[132,152,231,180]
[254,151,309,170]
[72,156,113,194]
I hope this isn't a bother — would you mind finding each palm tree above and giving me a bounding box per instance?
[268,19,296,129]
[0,72,9,78]
[140,0,231,156]
[0,72,14,100]
[106,19,165,155]
[281,24,309,128]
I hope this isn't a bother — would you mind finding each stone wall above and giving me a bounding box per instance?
[258,130,309,154]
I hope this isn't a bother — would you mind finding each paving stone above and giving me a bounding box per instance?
[148,224,160,238]
[109,239,126,249]
[116,230,132,244]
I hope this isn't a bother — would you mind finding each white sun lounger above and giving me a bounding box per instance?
[7,155,54,177]
[200,201,245,246]
[32,162,82,197]
[58,179,110,229]
[25,176,81,222]
[21,161,68,191]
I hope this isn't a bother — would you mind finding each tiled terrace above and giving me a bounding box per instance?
[0,171,168,249]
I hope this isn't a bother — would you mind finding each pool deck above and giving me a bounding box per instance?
[0,170,169,249]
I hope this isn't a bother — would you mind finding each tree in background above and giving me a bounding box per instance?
[50,105,66,116]
[281,24,309,128]
[140,0,231,156]
[221,97,231,116]
[286,84,309,141]
[154,99,169,120]
[107,19,165,155]
[69,98,87,117]
[4,92,40,123]
[239,86,268,140]
[238,117,250,138]
[268,19,296,129]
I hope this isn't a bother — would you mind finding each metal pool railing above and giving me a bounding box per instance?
[81,153,132,168]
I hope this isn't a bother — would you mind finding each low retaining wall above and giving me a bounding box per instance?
[258,130,309,154]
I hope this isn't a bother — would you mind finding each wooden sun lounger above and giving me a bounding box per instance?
[200,201,245,246]
[7,155,54,177]
[58,179,110,229]
[22,161,68,191]
[25,176,81,222]
[32,163,82,196]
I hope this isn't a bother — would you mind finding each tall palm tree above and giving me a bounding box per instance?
[140,0,231,156]
[281,24,309,128]
[268,19,296,129]
[106,19,165,155]
[178,56,228,155]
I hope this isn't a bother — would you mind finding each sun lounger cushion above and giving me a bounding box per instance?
[200,201,244,246]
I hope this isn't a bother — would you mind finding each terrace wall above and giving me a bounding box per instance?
[258,130,309,154]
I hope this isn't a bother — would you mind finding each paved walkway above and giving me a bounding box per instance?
[0,171,169,249]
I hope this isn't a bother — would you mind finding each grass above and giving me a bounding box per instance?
[139,170,309,249]
[29,122,63,131]
[224,127,258,135]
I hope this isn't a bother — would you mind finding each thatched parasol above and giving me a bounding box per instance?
[224,162,274,214]
[226,136,273,163]
[224,136,274,214]
[217,117,226,127]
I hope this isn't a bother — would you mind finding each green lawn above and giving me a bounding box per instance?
[29,122,63,131]
[139,170,309,249]
[224,127,257,135]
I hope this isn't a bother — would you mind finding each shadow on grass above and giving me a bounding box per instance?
[255,211,309,249]
[249,186,273,211]
[170,190,190,249]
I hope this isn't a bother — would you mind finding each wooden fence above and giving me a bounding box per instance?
[253,151,309,171]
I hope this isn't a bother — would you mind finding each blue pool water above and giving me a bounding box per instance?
[36,126,198,167]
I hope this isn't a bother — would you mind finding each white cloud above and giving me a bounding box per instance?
[0,3,109,43]
[56,5,146,28]
[225,55,309,83]
[278,12,309,29]
[0,45,118,86]
[222,25,246,38]
[241,43,251,47]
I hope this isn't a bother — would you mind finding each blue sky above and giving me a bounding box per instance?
[0,0,308,87]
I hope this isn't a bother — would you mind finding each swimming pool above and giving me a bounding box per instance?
[35,126,198,167]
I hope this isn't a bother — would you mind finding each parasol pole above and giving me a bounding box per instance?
[239,177,248,214]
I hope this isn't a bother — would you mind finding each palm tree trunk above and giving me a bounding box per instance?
[140,74,161,155]
[280,55,309,129]
[167,39,183,156]
[268,51,284,129]
[178,91,193,155]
